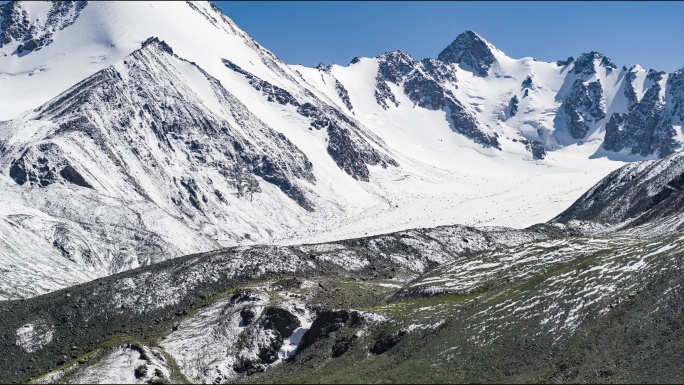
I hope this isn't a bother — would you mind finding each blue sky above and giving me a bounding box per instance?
[1,1,682,71]
[218,1,684,72]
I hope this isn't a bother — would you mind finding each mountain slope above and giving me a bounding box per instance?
[0,223,553,384]
[5,217,684,383]
[552,149,684,236]
[0,1,635,300]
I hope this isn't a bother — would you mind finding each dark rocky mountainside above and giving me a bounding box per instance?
[374,50,502,149]
[552,150,684,235]
[0,0,86,53]
[12,38,317,209]
[0,224,552,383]
[437,30,496,77]
[604,68,678,157]
[5,194,684,383]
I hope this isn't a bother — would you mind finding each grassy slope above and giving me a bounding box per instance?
[9,230,684,384]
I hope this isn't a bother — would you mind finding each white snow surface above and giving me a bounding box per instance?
[0,1,653,300]
[15,320,54,353]
[47,345,172,384]
[278,304,314,359]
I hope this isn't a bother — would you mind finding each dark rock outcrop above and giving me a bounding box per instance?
[667,69,684,125]
[9,143,92,188]
[224,58,397,182]
[556,56,574,67]
[59,165,93,189]
[508,95,519,118]
[374,72,400,110]
[437,30,496,77]
[262,307,301,337]
[0,1,87,53]
[445,98,500,148]
[624,67,639,108]
[374,50,500,149]
[560,79,605,139]
[521,139,546,159]
[521,75,533,89]
[297,310,366,355]
[604,81,677,157]
[572,51,616,76]
[370,330,407,355]
[335,78,353,112]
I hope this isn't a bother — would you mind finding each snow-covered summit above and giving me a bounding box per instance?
[437,30,497,77]
[571,51,617,76]
[0,1,291,121]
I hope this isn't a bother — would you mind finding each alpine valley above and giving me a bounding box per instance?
[2,1,684,384]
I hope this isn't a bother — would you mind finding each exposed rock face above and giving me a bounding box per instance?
[373,50,501,149]
[335,78,353,112]
[437,30,495,77]
[521,75,533,89]
[374,72,400,110]
[232,304,302,375]
[667,69,684,125]
[508,95,519,118]
[552,150,684,233]
[377,50,416,85]
[9,143,92,189]
[604,80,677,157]
[556,56,574,67]
[647,69,665,82]
[521,139,546,160]
[297,310,366,354]
[572,51,616,76]
[553,52,617,141]
[0,1,87,53]
[373,51,412,110]
[560,79,606,139]
[444,98,500,148]
[420,58,457,83]
[624,67,639,108]
[224,58,397,182]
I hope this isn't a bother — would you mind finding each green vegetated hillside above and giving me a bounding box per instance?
[249,233,684,384]
[3,226,684,384]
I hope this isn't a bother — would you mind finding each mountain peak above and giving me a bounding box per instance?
[462,29,484,40]
[140,36,174,54]
[437,30,496,77]
[376,49,414,63]
[572,51,617,76]
[375,50,417,84]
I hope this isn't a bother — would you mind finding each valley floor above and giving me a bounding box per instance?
[279,139,624,245]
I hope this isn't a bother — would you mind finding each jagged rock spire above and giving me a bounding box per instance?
[437,30,495,77]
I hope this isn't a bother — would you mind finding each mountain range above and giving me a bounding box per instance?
[2,1,684,383]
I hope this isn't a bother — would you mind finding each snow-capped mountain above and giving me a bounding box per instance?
[296,31,684,159]
[1,0,683,300]
[0,0,401,299]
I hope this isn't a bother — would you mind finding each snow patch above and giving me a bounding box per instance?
[15,320,54,353]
